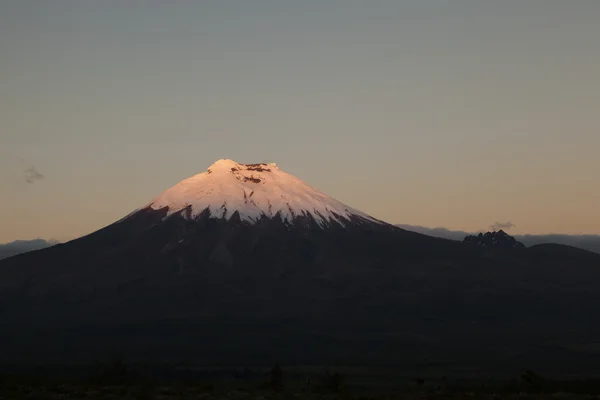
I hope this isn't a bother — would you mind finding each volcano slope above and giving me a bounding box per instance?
[0,160,599,374]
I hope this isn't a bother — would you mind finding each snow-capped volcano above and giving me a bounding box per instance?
[2,159,599,370]
[147,159,386,229]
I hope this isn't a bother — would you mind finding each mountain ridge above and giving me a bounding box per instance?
[0,239,58,261]
[396,224,600,254]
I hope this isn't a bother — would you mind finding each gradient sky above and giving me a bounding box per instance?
[1,0,599,243]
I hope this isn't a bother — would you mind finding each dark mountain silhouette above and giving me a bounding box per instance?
[0,239,58,261]
[1,160,599,374]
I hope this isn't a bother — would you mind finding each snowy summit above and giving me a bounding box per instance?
[147,159,385,229]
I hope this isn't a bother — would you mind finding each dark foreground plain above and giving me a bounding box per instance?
[3,361,600,400]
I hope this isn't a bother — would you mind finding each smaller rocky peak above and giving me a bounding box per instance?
[463,230,526,249]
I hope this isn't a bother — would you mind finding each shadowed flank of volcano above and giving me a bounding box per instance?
[0,161,599,374]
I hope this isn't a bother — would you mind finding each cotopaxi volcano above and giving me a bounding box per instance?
[0,160,599,373]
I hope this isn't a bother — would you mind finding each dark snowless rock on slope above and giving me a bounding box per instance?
[0,160,599,373]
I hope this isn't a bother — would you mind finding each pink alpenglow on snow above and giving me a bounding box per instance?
[148,159,386,228]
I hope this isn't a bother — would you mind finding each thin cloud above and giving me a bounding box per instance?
[24,166,44,184]
[490,221,515,231]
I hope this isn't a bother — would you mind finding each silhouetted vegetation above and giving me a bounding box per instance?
[521,369,545,392]
[315,370,346,393]
[269,363,284,391]
[3,361,600,399]
[89,356,133,385]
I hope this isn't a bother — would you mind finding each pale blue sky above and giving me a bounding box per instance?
[1,1,599,242]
